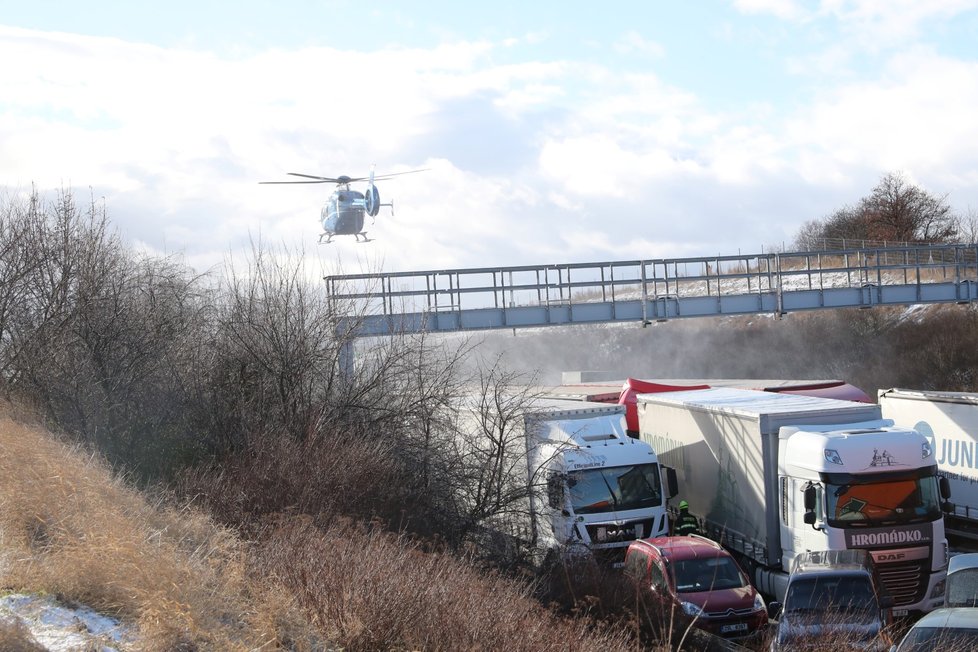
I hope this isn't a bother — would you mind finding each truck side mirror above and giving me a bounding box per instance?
[666,467,679,500]
[803,485,822,530]
[803,485,817,511]
[940,476,952,500]
[767,601,782,620]
[547,474,564,509]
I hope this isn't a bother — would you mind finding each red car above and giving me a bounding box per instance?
[624,535,768,639]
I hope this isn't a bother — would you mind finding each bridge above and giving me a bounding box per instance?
[326,244,978,340]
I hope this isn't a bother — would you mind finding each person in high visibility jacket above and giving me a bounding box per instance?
[675,500,700,536]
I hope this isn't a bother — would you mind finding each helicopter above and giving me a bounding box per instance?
[260,166,426,243]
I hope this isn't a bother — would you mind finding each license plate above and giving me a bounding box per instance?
[720,622,749,634]
[893,608,909,618]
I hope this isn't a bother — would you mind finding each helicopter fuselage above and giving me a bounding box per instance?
[322,185,366,238]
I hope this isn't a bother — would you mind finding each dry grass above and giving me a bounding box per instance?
[254,516,633,652]
[0,614,46,652]
[0,404,320,651]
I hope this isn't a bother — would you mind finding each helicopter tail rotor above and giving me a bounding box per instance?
[365,184,381,217]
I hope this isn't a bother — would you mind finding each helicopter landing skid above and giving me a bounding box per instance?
[355,233,372,243]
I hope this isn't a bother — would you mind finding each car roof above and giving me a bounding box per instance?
[634,535,727,561]
[791,549,873,576]
[949,553,978,575]
[910,607,978,630]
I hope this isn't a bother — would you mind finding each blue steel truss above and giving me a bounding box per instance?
[325,244,978,338]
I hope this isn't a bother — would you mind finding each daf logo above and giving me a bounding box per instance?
[873,552,907,562]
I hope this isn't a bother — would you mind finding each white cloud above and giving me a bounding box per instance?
[3,12,978,275]
[613,31,666,58]
[785,48,978,181]
[733,0,809,21]
[818,0,978,44]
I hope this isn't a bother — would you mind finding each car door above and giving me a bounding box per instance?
[624,546,652,583]
[647,555,671,596]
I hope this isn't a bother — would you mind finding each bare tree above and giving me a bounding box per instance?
[0,188,214,477]
[955,206,978,244]
[791,218,825,251]
[410,358,548,558]
[819,206,870,246]
[860,172,957,243]
[794,172,959,249]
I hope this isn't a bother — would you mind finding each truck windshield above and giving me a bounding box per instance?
[568,463,662,514]
[784,575,877,614]
[825,475,941,527]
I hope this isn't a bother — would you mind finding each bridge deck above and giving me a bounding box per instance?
[325,245,978,337]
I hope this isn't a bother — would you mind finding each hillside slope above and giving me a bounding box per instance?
[0,405,318,651]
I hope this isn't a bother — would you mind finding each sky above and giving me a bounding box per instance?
[2,0,978,277]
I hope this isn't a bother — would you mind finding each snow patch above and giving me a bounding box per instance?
[0,593,135,652]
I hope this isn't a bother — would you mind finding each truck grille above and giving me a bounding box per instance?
[877,561,926,606]
[585,518,655,544]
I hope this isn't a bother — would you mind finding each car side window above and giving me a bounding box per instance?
[624,549,649,581]
[648,558,667,589]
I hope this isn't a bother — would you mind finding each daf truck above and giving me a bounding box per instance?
[637,387,950,615]
[465,398,677,564]
[879,388,978,538]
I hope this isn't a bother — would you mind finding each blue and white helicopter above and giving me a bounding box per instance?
[260,166,426,243]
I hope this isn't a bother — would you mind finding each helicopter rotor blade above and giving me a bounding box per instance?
[286,173,344,182]
[259,180,332,184]
[259,168,428,185]
[369,168,429,181]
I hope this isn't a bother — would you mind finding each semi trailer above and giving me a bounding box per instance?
[879,388,978,538]
[637,387,949,615]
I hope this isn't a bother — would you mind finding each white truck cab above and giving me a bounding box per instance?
[779,421,950,615]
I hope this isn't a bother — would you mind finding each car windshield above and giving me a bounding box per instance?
[825,474,941,527]
[568,463,662,514]
[784,575,877,614]
[670,556,747,593]
[897,626,978,651]
[947,569,978,608]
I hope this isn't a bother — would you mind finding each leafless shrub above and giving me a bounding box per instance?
[0,189,211,479]
[177,423,421,538]
[254,516,633,652]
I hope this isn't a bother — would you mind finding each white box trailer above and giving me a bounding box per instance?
[638,387,949,614]
[879,388,978,537]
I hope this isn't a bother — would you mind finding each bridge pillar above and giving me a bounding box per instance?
[336,318,355,382]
